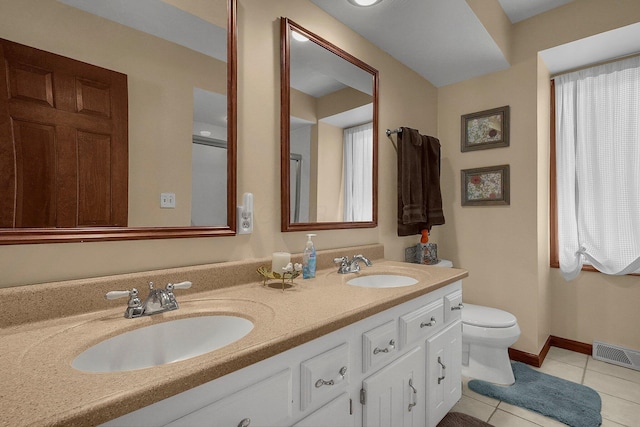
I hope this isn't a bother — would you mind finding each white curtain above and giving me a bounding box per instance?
[343,122,373,221]
[555,56,640,280]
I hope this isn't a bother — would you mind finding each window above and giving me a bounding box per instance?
[551,56,640,280]
[343,122,373,222]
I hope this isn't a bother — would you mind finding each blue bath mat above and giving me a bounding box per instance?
[468,362,602,427]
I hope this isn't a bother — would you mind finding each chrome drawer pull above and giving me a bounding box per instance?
[373,339,395,355]
[408,378,417,412]
[420,317,437,328]
[238,418,251,427]
[315,366,347,388]
[437,356,446,384]
[451,303,464,311]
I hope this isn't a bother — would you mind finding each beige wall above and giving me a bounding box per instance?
[0,0,437,287]
[438,0,640,354]
[317,87,372,119]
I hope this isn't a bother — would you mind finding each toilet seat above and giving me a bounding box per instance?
[462,303,517,328]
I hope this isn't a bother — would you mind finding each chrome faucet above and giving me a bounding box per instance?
[333,254,372,274]
[106,281,192,318]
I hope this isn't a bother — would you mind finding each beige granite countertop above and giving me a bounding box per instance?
[0,245,467,427]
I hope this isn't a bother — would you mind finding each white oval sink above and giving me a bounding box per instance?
[346,274,418,288]
[72,315,253,373]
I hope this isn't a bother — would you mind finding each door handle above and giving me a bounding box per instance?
[437,356,446,384]
[408,378,417,412]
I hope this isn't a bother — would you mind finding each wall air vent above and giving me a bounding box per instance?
[593,340,640,371]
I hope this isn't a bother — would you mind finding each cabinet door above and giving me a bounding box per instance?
[165,368,292,427]
[426,321,462,427]
[293,392,354,427]
[362,346,425,427]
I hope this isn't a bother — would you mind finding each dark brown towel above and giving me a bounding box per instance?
[397,127,445,236]
[424,134,445,227]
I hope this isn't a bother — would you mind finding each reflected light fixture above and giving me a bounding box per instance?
[291,31,309,42]
[348,0,383,6]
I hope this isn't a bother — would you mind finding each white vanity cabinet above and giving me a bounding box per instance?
[103,280,462,427]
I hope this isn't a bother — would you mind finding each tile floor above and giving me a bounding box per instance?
[451,347,640,426]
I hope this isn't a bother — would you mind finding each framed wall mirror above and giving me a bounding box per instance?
[0,0,236,244]
[280,18,378,232]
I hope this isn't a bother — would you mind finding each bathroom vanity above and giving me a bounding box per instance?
[0,245,467,427]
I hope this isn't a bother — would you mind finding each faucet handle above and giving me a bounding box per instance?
[333,256,348,265]
[166,281,192,291]
[105,288,143,318]
[105,289,136,300]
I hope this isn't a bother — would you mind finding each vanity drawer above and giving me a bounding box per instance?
[399,299,444,348]
[300,342,350,411]
[165,368,292,427]
[362,319,398,373]
[444,289,463,324]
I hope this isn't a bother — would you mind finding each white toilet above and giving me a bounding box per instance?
[433,259,520,385]
[461,303,520,385]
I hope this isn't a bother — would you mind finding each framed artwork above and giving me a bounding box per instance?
[461,165,510,206]
[461,105,510,152]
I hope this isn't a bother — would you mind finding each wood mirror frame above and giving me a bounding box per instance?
[280,18,378,232]
[0,0,237,245]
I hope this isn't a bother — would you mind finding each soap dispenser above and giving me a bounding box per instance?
[416,229,428,264]
[302,234,317,279]
[418,229,438,264]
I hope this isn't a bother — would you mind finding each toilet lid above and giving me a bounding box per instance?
[462,303,517,328]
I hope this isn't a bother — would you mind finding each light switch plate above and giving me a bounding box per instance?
[160,192,176,208]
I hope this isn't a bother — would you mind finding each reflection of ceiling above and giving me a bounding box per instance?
[321,104,373,129]
[57,0,226,61]
[290,33,373,98]
[290,116,315,131]
[289,24,376,130]
[309,0,574,87]
[193,89,227,128]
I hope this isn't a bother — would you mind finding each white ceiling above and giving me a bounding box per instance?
[310,0,573,87]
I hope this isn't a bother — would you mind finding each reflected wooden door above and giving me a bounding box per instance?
[0,38,128,228]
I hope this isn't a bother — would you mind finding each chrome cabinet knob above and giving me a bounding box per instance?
[373,339,395,355]
[315,366,348,388]
[420,317,437,328]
